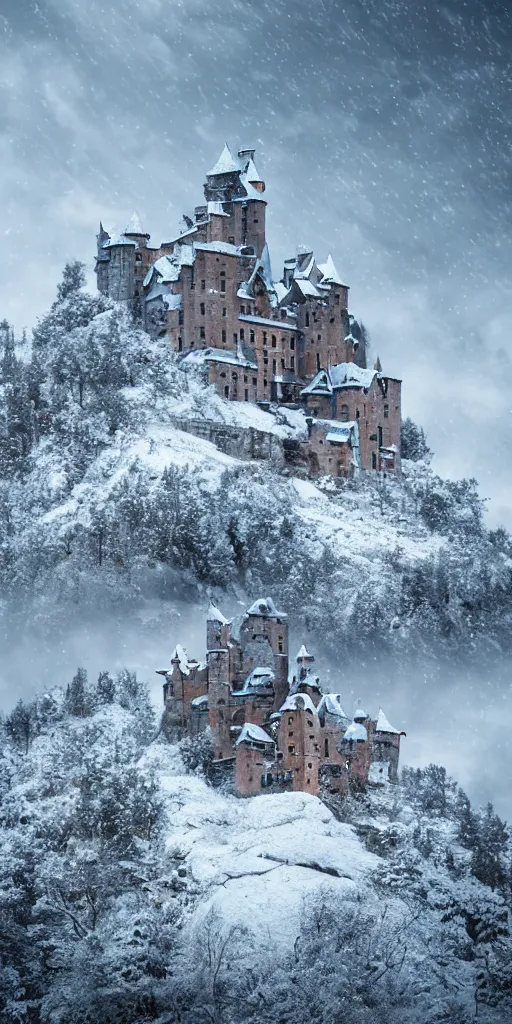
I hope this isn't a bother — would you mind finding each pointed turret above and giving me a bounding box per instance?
[318,253,346,287]
[207,143,240,176]
[124,210,150,239]
[374,355,382,373]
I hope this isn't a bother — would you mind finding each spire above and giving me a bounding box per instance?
[318,253,345,286]
[207,600,229,625]
[124,210,149,237]
[375,709,401,734]
[207,143,240,176]
[296,644,314,662]
[374,355,382,372]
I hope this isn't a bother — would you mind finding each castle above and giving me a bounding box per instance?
[158,597,405,798]
[96,144,401,478]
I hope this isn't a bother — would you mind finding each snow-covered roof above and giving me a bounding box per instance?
[238,314,296,332]
[191,694,209,708]
[232,173,267,204]
[246,156,263,183]
[232,666,274,696]
[353,707,368,721]
[295,278,320,299]
[194,241,243,257]
[181,348,258,371]
[102,236,137,248]
[317,694,348,719]
[207,200,230,217]
[375,709,401,734]
[325,424,357,445]
[235,722,274,747]
[207,601,229,624]
[245,596,285,618]
[171,644,190,675]
[280,692,318,715]
[124,210,148,236]
[296,644,313,660]
[208,143,241,176]
[344,722,368,742]
[317,253,346,287]
[244,242,276,304]
[301,363,377,396]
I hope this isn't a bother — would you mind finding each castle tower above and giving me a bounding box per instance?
[203,143,267,256]
[239,597,289,710]
[296,644,315,682]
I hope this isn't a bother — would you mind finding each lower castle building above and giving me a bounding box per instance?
[158,598,405,798]
[96,143,401,479]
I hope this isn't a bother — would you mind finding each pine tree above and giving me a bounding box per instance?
[65,668,92,718]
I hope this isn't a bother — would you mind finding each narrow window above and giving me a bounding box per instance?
[178,336,183,352]
[316,353,320,371]
[244,388,248,401]
[372,452,377,469]
[250,330,255,343]
[200,326,205,339]
[384,404,389,419]
[324,737,329,757]
[290,337,295,350]
[222,307,227,317]
[224,385,229,398]
[233,333,238,344]
[272,359,277,373]
[178,310,184,326]
[291,355,295,370]
[305,311,310,327]
[240,328,245,340]
[341,403,349,422]
[201,279,205,291]
[288,745,295,753]
[200,302,205,315]
[220,272,226,294]
[252,377,257,386]
[240,305,245,314]
[228,235,235,244]
[271,335,276,348]
[263,332,267,346]
[222,329,226,343]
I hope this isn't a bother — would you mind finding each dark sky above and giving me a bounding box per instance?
[1,0,512,518]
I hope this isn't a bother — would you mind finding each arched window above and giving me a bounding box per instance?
[220,271,226,294]
[341,404,349,421]
[224,385,229,398]
[271,335,277,348]
[305,311,310,327]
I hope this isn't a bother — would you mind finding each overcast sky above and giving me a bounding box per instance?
[1,0,512,520]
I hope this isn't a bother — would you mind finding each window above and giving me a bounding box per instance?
[253,218,259,223]
[316,353,321,371]
[222,307,227,317]
[178,337,182,352]
[232,372,238,381]
[317,334,321,341]
[288,745,295,753]
[290,337,295,350]
[335,293,340,304]
[240,305,245,314]
[308,762,312,769]
[271,335,276,348]
[233,333,238,344]
[244,388,248,401]
[356,408,360,419]
[178,310,184,325]
[288,717,293,725]
[372,452,377,469]
[220,371,226,378]
[228,235,235,244]
[291,355,295,370]
[264,355,269,365]
[201,279,205,291]
[252,377,257,386]
[220,272,226,293]
[305,312,310,327]
[200,302,205,315]
[272,359,277,374]
[263,378,268,387]
[384,404,389,419]
[341,403,349,422]
[240,329,245,340]
[378,425,383,447]
[307,719,313,727]
[281,358,285,369]
[324,737,329,757]
[222,329,226,343]
[244,375,248,383]
[288,731,294,737]
[263,332,267,346]
[224,385,229,398]
[200,326,205,339]
[250,330,255,343]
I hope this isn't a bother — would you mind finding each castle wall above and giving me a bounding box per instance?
[170,418,284,465]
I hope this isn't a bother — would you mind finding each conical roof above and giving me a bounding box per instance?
[318,253,345,286]
[124,210,148,236]
[208,143,240,176]
[375,709,401,734]
[207,600,229,625]
[296,644,314,660]
[246,156,263,183]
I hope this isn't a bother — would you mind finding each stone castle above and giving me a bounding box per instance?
[158,598,405,798]
[96,144,401,478]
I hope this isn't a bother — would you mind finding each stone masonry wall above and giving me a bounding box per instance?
[170,417,284,465]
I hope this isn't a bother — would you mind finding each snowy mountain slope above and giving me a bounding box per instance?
[2,277,512,660]
[3,679,512,1023]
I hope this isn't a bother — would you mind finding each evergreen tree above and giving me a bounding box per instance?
[4,699,37,753]
[56,260,86,303]
[401,417,431,461]
[65,667,92,718]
